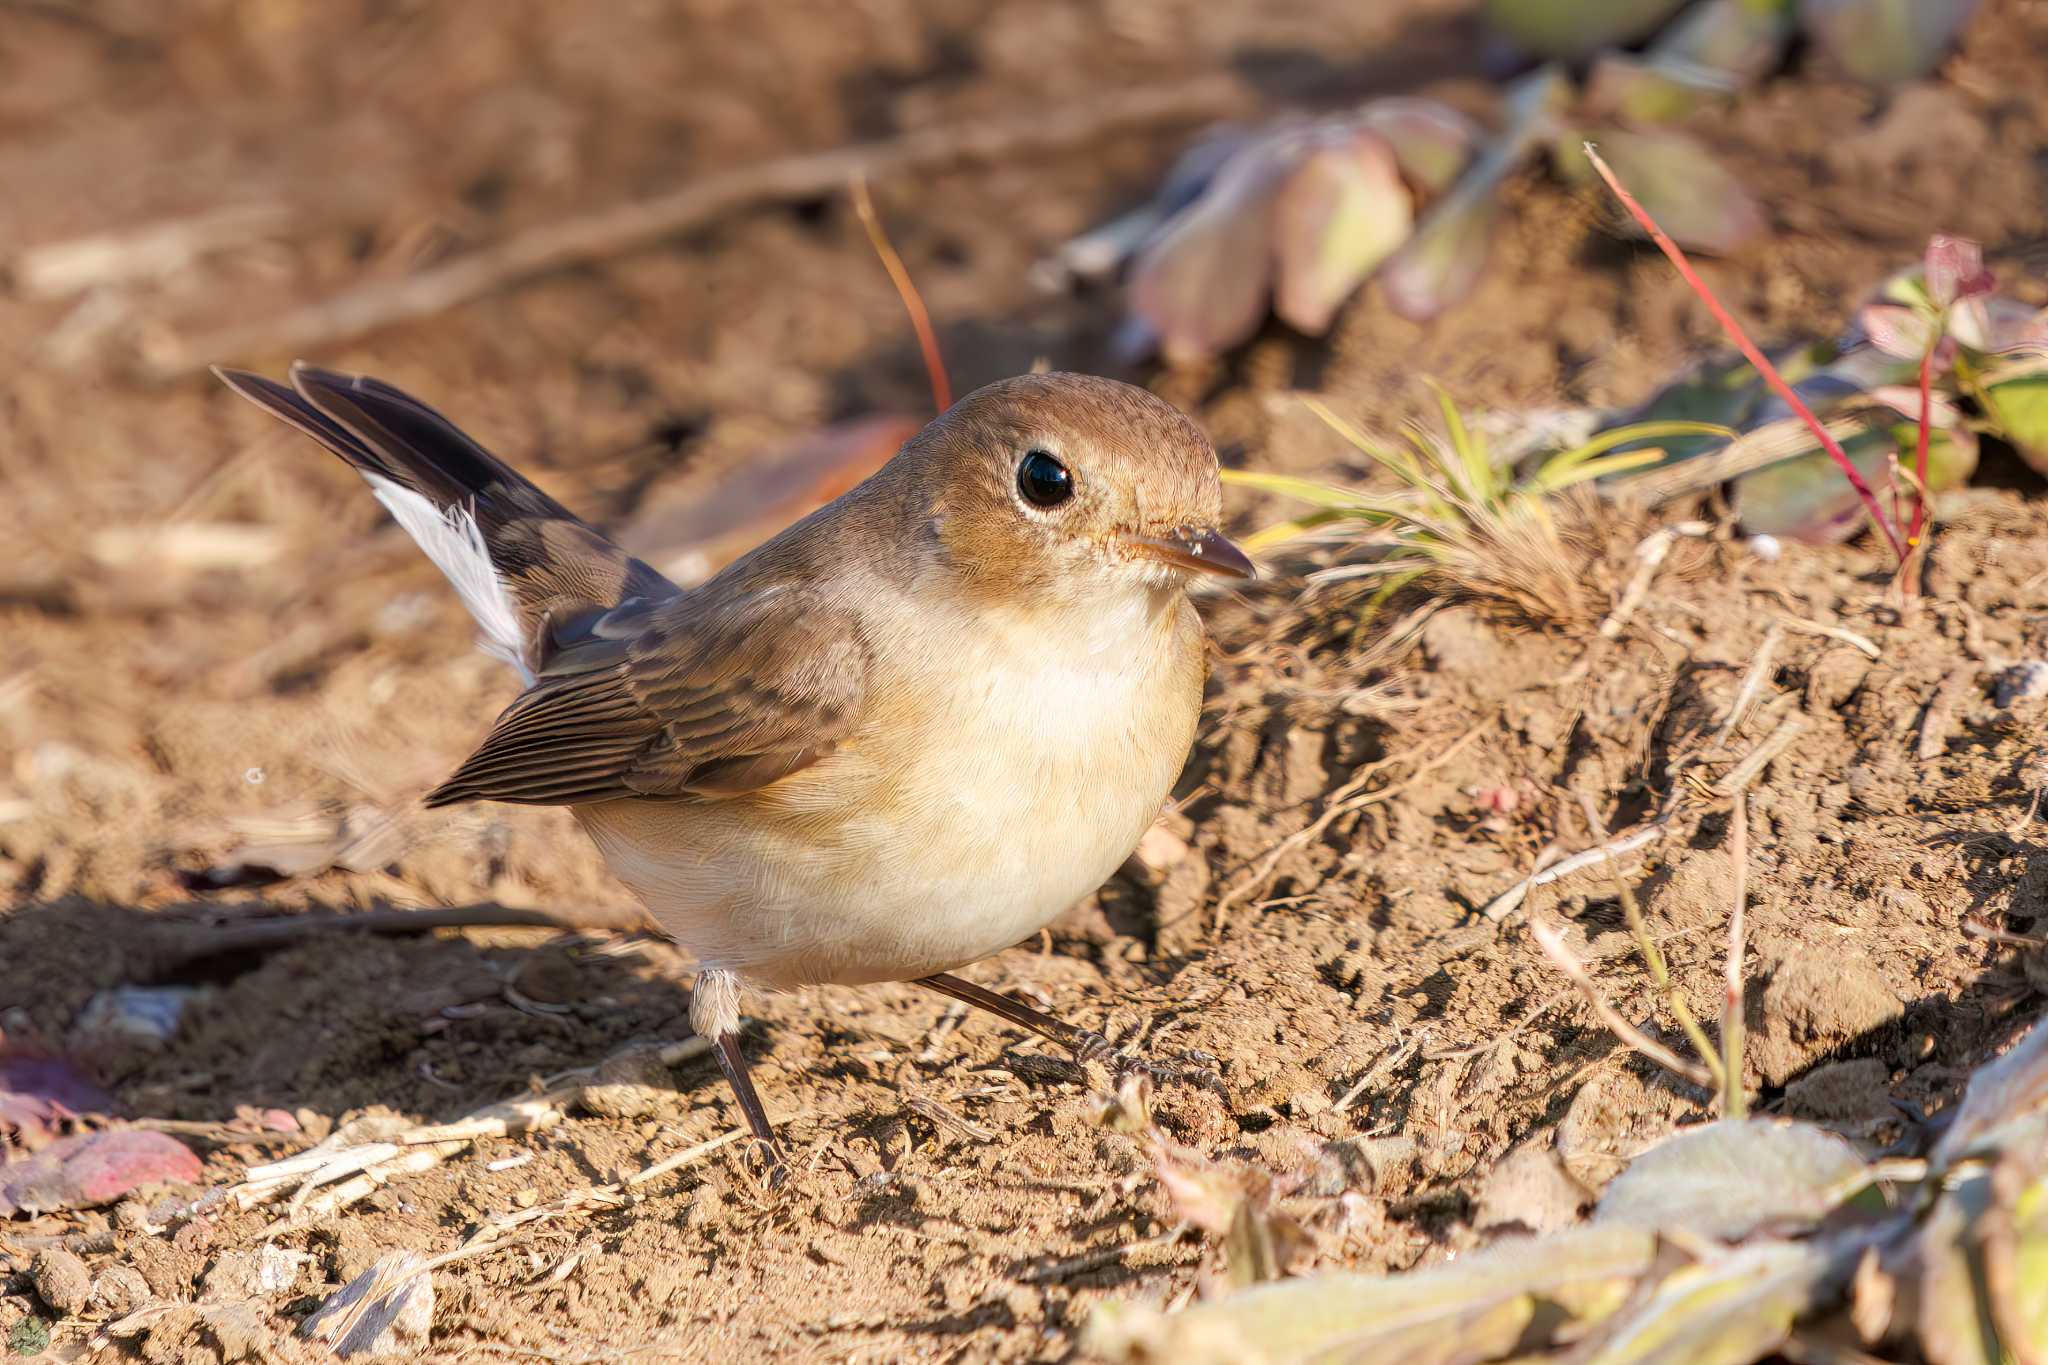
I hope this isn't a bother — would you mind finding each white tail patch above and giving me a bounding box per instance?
[364,475,533,683]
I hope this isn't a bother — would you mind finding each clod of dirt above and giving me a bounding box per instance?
[200,1247,307,1301]
[92,1265,151,1315]
[1783,1057,1896,1125]
[30,1248,92,1317]
[1755,948,1904,1087]
[577,1047,679,1121]
[1557,1068,1676,1190]
[1472,1140,1593,1234]
[1643,849,1738,931]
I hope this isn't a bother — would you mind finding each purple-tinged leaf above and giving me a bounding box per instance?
[1,1130,202,1217]
[1272,133,1413,336]
[0,1054,115,1150]
[1651,0,1796,85]
[1924,233,1994,309]
[1382,67,1568,322]
[1859,302,1938,360]
[1734,420,1976,542]
[1129,143,1293,363]
[1799,0,1981,89]
[1357,98,1479,198]
[1589,128,1765,255]
[1484,0,1690,59]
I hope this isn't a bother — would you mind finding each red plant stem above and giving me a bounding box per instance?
[850,176,953,413]
[1908,347,1933,549]
[1583,145,1907,565]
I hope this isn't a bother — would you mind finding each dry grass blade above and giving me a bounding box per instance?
[1610,873,1726,1094]
[1527,913,1714,1088]
[234,1037,714,1225]
[1723,792,1751,1119]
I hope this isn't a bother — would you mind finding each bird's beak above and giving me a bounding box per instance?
[1123,526,1256,580]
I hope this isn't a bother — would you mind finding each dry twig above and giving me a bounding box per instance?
[137,78,1246,379]
[1526,914,1714,1088]
[1722,792,1750,1118]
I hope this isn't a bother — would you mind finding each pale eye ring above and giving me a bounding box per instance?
[1017,449,1073,508]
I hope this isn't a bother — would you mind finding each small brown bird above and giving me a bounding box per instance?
[216,363,1251,1176]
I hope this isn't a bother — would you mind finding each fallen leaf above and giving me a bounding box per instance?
[621,413,922,586]
[1,1129,202,1217]
[1595,1119,1872,1240]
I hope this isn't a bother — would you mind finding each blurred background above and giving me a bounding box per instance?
[2,2,2046,1358]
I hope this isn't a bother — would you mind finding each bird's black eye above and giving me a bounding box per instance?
[1017,449,1073,508]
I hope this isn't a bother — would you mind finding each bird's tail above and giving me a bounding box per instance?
[216,363,680,682]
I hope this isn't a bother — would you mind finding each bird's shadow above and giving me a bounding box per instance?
[0,895,740,1130]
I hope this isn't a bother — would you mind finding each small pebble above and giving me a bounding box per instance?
[31,1248,92,1317]
[1996,661,2048,706]
[1747,533,1783,562]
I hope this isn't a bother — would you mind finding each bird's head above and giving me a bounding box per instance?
[896,372,1252,613]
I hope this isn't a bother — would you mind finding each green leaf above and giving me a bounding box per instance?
[1799,0,1981,89]
[1917,1169,2005,1365]
[1595,1119,1873,1240]
[1272,132,1415,336]
[1982,1145,2048,1365]
[1382,67,1567,321]
[1484,0,1691,58]
[1533,419,1737,487]
[1581,1238,1844,1365]
[1087,1224,1655,1365]
[1587,128,1766,256]
[1982,373,2048,476]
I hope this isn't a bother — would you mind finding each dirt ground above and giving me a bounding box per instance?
[5,1,2048,1361]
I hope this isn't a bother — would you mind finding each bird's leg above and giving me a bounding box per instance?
[692,969,789,1186]
[914,972,1225,1099]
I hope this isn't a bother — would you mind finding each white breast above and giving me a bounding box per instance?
[576,586,1201,990]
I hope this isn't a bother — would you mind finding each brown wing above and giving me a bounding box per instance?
[424,586,867,807]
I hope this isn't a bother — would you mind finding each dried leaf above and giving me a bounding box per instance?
[1128,143,1291,362]
[301,1252,435,1358]
[0,1054,115,1150]
[1382,67,1567,322]
[0,1129,202,1217]
[1586,128,1765,255]
[1484,0,1691,59]
[1932,1019,2048,1170]
[1088,1223,1654,1365]
[1272,132,1413,335]
[622,414,921,586]
[1581,1237,1845,1365]
[1799,0,1981,88]
[1595,1119,1872,1240]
